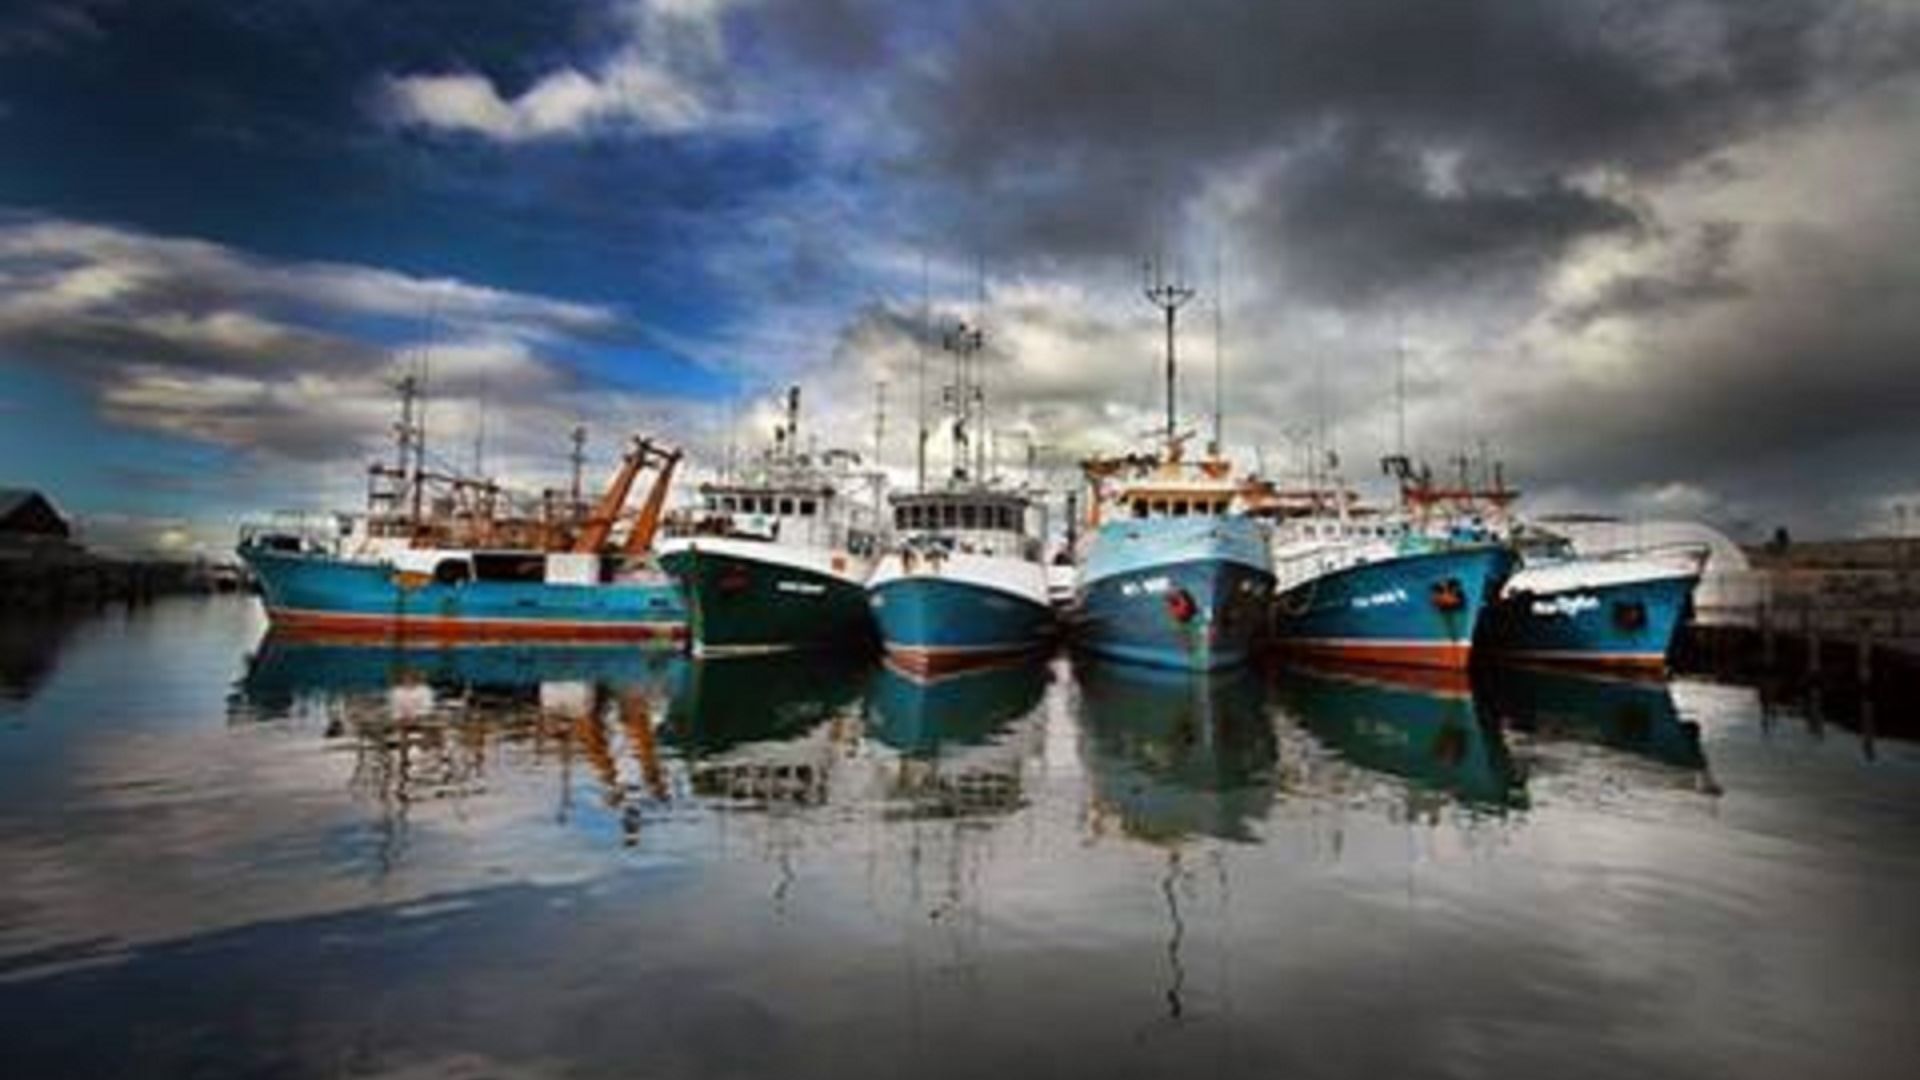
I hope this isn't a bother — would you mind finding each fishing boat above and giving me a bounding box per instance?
[1070,272,1274,671]
[238,376,687,641]
[656,386,883,657]
[868,488,1056,674]
[1478,527,1705,672]
[1252,456,1514,670]
[866,319,1056,675]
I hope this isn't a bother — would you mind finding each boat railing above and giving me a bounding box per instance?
[1576,540,1713,572]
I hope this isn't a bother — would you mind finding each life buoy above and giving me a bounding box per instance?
[1613,600,1647,630]
[718,567,751,594]
[1165,587,1198,624]
[1430,578,1466,613]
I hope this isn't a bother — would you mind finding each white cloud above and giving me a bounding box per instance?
[0,213,735,535]
[380,1,734,142]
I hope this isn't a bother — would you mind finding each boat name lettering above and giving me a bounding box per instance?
[776,580,828,596]
[1531,594,1600,618]
[1351,587,1408,610]
[1120,575,1172,597]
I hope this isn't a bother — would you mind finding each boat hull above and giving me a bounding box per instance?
[1269,545,1514,670]
[1073,517,1275,672]
[240,548,685,642]
[1479,567,1698,672]
[868,555,1055,675]
[658,539,874,657]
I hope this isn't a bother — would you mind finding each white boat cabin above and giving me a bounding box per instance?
[890,490,1043,562]
[690,478,882,557]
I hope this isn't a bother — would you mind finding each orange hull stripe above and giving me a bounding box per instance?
[1273,638,1474,671]
[268,607,685,643]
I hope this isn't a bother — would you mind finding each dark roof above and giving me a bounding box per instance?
[0,488,71,538]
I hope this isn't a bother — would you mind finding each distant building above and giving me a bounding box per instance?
[0,488,80,560]
[0,488,70,539]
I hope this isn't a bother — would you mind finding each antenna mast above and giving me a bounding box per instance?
[916,255,930,493]
[568,425,588,521]
[1143,259,1196,448]
[1395,315,1408,458]
[472,375,488,477]
[942,321,984,484]
[390,372,424,536]
[1211,245,1224,456]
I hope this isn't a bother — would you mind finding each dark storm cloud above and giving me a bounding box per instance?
[1495,190,1920,528]
[1246,126,1642,305]
[1555,221,1748,328]
[895,0,1911,294]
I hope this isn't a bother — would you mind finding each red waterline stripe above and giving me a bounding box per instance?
[1272,637,1474,671]
[1490,648,1669,673]
[268,607,685,643]
[883,642,1042,677]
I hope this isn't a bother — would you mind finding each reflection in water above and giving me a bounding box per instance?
[0,610,83,703]
[236,634,686,850]
[1483,666,1707,770]
[6,600,1919,1079]
[1074,658,1278,844]
[1275,662,1527,815]
[662,652,869,806]
[864,660,1050,819]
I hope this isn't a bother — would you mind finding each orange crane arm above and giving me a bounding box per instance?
[573,437,648,554]
[623,447,682,557]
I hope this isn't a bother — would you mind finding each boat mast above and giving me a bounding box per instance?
[916,254,930,494]
[1211,245,1224,457]
[568,425,588,517]
[942,321,984,484]
[1395,313,1408,459]
[1143,259,1195,451]
[783,385,801,466]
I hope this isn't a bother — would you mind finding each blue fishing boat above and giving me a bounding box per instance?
[1479,534,1704,673]
[1070,270,1274,671]
[238,424,688,642]
[1075,503,1274,671]
[867,321,1055,674]
[239,541,686,641]
[868,490,1056,673]
[1250,456,1515,670]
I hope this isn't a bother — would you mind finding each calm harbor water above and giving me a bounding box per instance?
[2,596,1916,1079]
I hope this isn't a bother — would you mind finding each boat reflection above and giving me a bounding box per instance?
[1480,665,1710,775]
[0,610,84,704]
[238,632,676,711]
[235,633,686,849]
[661,653,869,807]
[863,659,1051,818]
[1074,658,1278,843]
[1275,662,1527,814]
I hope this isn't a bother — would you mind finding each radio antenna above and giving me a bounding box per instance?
[1143,257,1196,448]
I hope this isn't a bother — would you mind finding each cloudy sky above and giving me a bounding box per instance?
[2,0,1917,553]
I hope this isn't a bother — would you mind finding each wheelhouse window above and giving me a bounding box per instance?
[961,504,978,529]
[800,499,817,517]
[779,497,795,516]
[432,558,472,586]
